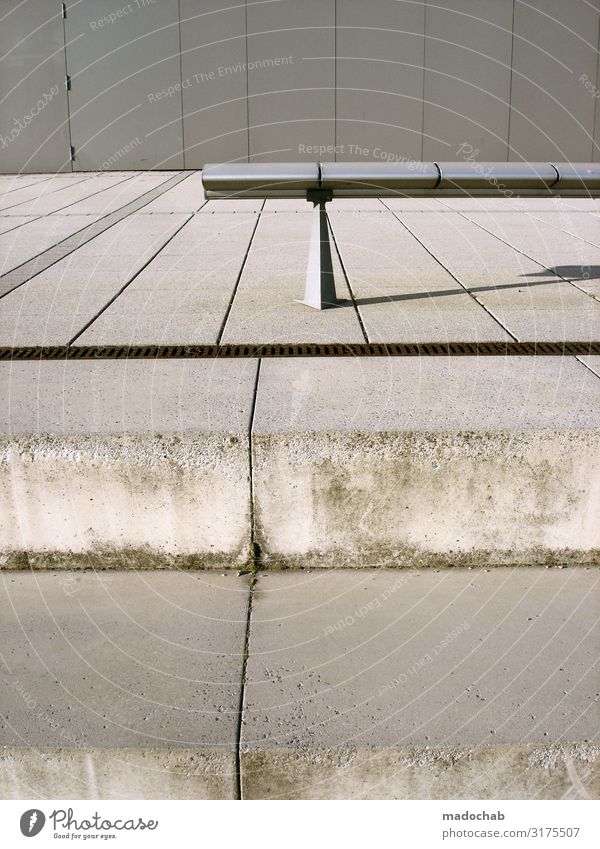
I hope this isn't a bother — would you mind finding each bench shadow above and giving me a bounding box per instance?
[332,265,600,307]
[521,265,600,282]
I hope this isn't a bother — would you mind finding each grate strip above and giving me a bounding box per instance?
[0,341,599,360]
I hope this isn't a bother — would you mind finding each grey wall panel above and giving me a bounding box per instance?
[247,0,335,162]
[336,0,425,163]
[0,0,71,173]
[64,0,183,170]
[423,0,512,161]
[180,0,247,167]
[509,0,599,161]
[3,0,600,172]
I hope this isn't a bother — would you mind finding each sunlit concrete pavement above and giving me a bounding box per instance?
[0,173,599,801]
[1,172,600,347]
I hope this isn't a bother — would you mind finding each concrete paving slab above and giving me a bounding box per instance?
[0,297,124,349]
[526,212,600,249]
[0,175,93,213]
[263,199,386,213]
[241,568,599,799]
[138,172,204,213]
[327,199,386,212]
[0,175,54,193]
[379,198,448,212]
[262,199,312,213]
[199,200,264,213]
[76,213,260,346]
[329,211,510,343]
[399,212,600,341]
[0,570,249,799]
[438,198,600,213]
[69,211,188,254]
[57,173,181,216]
[465,211,600,300]
[464,210,600,264]
[3,174,134,216]
[0,215,99,275]
[0,359,257,569]
[436,197,525,212]
[1,184,598,348]
[0,174,181,221]
[0,214,190,346]
[251,357,600,569]
[0,216,38,235]
[221,211,364,344]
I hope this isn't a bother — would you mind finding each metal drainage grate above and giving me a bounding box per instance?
[0,342,599,360]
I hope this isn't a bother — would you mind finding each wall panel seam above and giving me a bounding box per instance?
[421,0,427,161]
[593,10,600,161]
[506,0,516,161]
[177,0,186,168]
[245,0,250,162]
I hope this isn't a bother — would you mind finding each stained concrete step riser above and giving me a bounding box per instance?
[1,432,251,569]
[240,746,598,800]
[1,357,600,569]
[2,437,599,570]
[2,745,592,800]
[2,429,599,570]
[252,429,600,569]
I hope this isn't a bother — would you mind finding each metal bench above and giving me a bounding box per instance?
[202,161,600,310]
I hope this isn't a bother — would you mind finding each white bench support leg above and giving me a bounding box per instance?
[297,190,338,309]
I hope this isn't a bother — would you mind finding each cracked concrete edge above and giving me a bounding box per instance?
[3,425,600,569]
[240,744,600,800]
[2,375,600,570]
[0,748,236,800]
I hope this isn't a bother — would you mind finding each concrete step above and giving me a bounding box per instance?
[2,357,599,570]
[241,568,599,799]
[0,571,249,799]
[0,359,257,569]
[252,356,600,568]
[1,569,597,799]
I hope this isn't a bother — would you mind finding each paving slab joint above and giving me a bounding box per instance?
[234,358,263,797]
[216,201,265,346]
[235,572,257,800]
[247,359,262,567]
[328,213,369,342]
